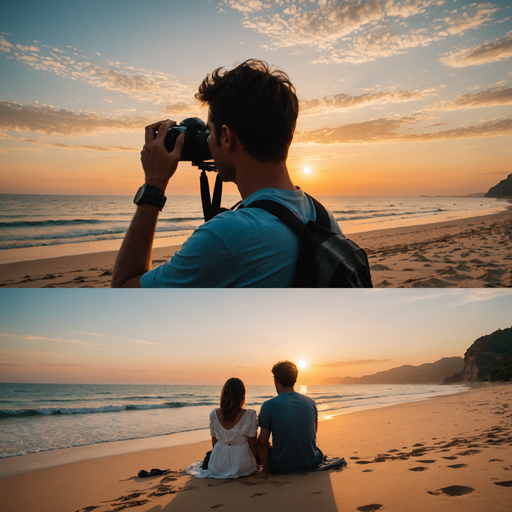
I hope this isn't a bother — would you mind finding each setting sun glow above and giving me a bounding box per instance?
[303,167,311,174]
[298,360,307,368]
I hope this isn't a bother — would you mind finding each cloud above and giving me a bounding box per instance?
[440,30,512,67]
[2,35,195,104]
[71,330,165,346]
[454,289,512,305]
[162,102,204,116]
[235,0,385,49]
[322,27,444,63]
[427,85,512,110]
[0,101,149,135]
[386,0,445,19]
[438,3,500,36]
[314,359,391,367]
[0,333,102,346]
[15,43,41,52]
[0,35,13,53]
[294,115,512,145]
[300,87,440,115]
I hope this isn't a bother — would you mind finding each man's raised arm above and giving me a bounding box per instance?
[111,120,184,288]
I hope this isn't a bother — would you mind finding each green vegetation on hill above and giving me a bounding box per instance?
[444,326,512,383]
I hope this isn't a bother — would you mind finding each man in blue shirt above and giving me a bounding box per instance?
[112,59,341,288]
[258,361,323,474]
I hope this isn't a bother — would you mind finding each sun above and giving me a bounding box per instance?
[298,360,307,368]
[303,167,311,174]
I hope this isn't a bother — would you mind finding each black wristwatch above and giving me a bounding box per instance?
[134,184,167,211]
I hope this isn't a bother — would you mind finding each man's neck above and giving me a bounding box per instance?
[234,155,296,200]
[277,386,294,395]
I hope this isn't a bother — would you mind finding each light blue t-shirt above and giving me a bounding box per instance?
[258,392,323,474]
[140,188,342,288]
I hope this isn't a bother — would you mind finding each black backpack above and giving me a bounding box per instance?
[246,195,373,288]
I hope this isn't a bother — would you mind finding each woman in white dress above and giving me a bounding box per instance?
[186,378,259,479]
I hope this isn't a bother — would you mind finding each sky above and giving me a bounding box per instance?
[0,288,511,385]
[0,0,511,197]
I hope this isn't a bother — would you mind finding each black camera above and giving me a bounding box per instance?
[161,117,212,164]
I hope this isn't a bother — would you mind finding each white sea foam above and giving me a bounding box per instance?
[0,383,468,459]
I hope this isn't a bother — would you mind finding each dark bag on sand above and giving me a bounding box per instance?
[247,195,373,288]
[201,450,212,470]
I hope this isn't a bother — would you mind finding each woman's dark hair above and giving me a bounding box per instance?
[272,361,298,388]
[220,377,246,424]
[195,59,299,162]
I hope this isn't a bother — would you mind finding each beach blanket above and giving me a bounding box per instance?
[315,456,347,471]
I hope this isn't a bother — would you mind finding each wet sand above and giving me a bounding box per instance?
[0,383,510,512]
[0,206,510,288]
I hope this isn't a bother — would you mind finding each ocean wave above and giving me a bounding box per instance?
[0,219,104,228]
[0,401,217,418]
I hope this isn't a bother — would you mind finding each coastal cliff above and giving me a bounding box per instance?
[485,173,512,198]
[444,327,512,383]
[320,357,463,385]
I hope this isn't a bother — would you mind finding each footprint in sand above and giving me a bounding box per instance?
[428,486,474,497]
[447,464,468,469]
[110,500,150,512]
[493,481,512,487]
[356,461,372,465]
[442,456,458,460]
[416,460,436,464]
[409,467,428,472]
[250,493,266,498]
[357,504,383,511]
[211,504,225,509]
[456,449,481,456]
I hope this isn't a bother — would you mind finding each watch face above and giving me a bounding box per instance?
[134,185,146,204]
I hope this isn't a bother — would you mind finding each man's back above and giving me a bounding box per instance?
[140,188,342,287]
[258,391,323,473]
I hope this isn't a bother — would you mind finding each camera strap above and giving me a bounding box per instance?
[200,170,223,222]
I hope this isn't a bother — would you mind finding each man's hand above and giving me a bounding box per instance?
[141,120,185,192]
[111,120,185,288]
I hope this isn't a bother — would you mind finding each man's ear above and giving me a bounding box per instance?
[221,124,239,153]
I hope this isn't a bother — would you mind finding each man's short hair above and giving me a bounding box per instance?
[195,59,299,162]
[272,360,298,388]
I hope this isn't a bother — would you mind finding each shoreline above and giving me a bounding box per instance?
[0,384,469,478]
[0,204,510,288]
[0,202,507,266]
[1,383,510,512]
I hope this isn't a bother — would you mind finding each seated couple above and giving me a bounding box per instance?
[186,361,323,479]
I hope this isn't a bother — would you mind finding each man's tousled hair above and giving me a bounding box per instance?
[272,360,298,388]
[195,59,299,162]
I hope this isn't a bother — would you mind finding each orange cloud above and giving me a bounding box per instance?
[1,35,195,104]
[300,87,440,115]
[440,30,512,67]
[314,359,391,367]
[427,85,512,110]
[0,101,149,135]
[438,3,500,36]
[294,115,512,145]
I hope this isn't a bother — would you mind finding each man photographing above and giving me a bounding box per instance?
[112,59,342,288]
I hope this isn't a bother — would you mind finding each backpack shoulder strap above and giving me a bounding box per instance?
[306,194,331,229]
[245,199,312,239]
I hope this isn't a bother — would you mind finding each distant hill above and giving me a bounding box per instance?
[485,173,512,199]
[444,327,512,383]
[320,357,464,385]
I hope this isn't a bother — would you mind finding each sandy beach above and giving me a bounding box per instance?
[0,206,510,288]
[0,383,510,512]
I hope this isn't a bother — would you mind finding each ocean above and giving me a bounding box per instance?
[0,382,469,459]
[0,194,505,252]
